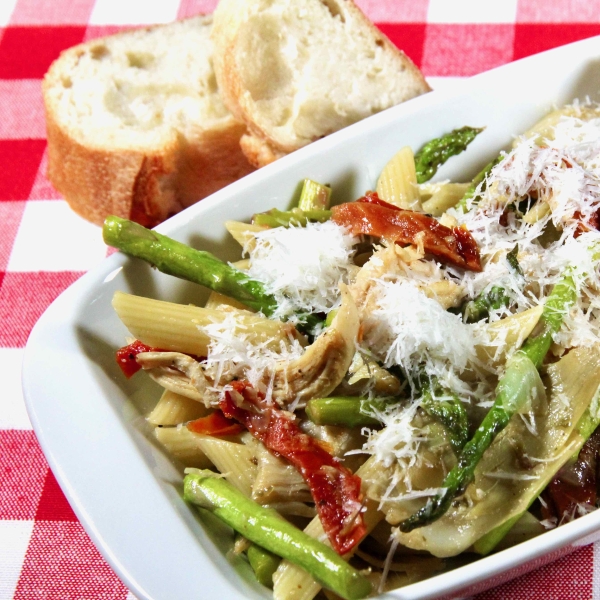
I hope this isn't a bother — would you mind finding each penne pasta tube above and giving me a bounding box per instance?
[154,426,213,469]
[522,201,551,224]
[113,291,302,357]
[194,435,258,496]
[376,146,421,210]
[225,220,268,250]
[421,182,469,216]
[147,390,208,426]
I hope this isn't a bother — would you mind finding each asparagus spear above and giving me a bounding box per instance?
[252,179,332,227]
[506,244,524,278]
[305,396,384,428]
[325,308,339,327]
[455,154,503,213]
[462,285,510,323]
[246,544,280,588]
[297,179,332,211]
[414,126,483,184]
[104,216,276,313]
[420,379,469,454]
[252,207,332,228]
[459,246,522,323]
[183,470,371,600]
[399,273,577,533]
[103,216,322,331]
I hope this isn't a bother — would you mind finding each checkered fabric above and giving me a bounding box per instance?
[3,0,600,598]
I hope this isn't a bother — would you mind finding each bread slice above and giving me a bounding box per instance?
[211,0,431,168]
[43,15,254,227]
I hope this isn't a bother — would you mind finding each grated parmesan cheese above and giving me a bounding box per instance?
[246,220,359,321]
[358,277,493,408]
[355,399,424,468]
[199,311,304,397]
[452,101,600,349]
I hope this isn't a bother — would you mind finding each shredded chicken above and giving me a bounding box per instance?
[136,352,218,407]
[350,244,464,320]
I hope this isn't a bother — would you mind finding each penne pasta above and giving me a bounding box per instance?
[154,426,213,469]
[376,146,421,210]
[147,389,208,426]
[522,201,551,224]
[421,182,469,216]
[194,435,258,496]
[113,291,302,357]
[225,220,269,250]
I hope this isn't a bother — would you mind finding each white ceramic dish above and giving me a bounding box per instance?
[23,36,600,600]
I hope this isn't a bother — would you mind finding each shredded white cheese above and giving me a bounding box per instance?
[452,101,600,349]
[363,279,479,377]
[200,311,304,396]
[357,399,425,469]
[246,221,359,321]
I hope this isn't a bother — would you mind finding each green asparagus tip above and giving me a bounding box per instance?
[398,492,451,533]
[103,215,156,247]
[183,470,220,508]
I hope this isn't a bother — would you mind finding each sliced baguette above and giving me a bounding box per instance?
[211,0,431,168]
[43,15,254,227]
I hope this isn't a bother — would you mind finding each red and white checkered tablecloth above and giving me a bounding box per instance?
[2,1,600,598]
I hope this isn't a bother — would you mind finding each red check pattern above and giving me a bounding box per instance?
[2,1,600,598]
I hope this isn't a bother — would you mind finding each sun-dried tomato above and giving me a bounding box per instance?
[116,340,157,378]
[221,380,366,555]
[541,427,600,524]
[187,411,244,437]
[331,200,482,271]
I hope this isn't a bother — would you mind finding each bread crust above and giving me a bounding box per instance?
[43,19,254,227]
[239,132,287,168]
[212,0,431,168]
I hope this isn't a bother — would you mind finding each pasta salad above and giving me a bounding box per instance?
[104,100,600,600]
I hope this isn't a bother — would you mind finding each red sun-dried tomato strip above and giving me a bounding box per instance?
[541,427,600,524]
[332,196,482,272]
[116,340,158,378]
[221,380,366,555]
[187,411,244,437]
[357,190,401,211]
[574,207,600,238]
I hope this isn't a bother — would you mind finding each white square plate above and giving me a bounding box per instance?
[23,35,600,600]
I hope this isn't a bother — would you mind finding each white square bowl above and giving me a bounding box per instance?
[23,35,600,600]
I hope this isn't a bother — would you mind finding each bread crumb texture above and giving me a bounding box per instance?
[212,0,431,162]
[43,15,253,226]
[48,18,231,145]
